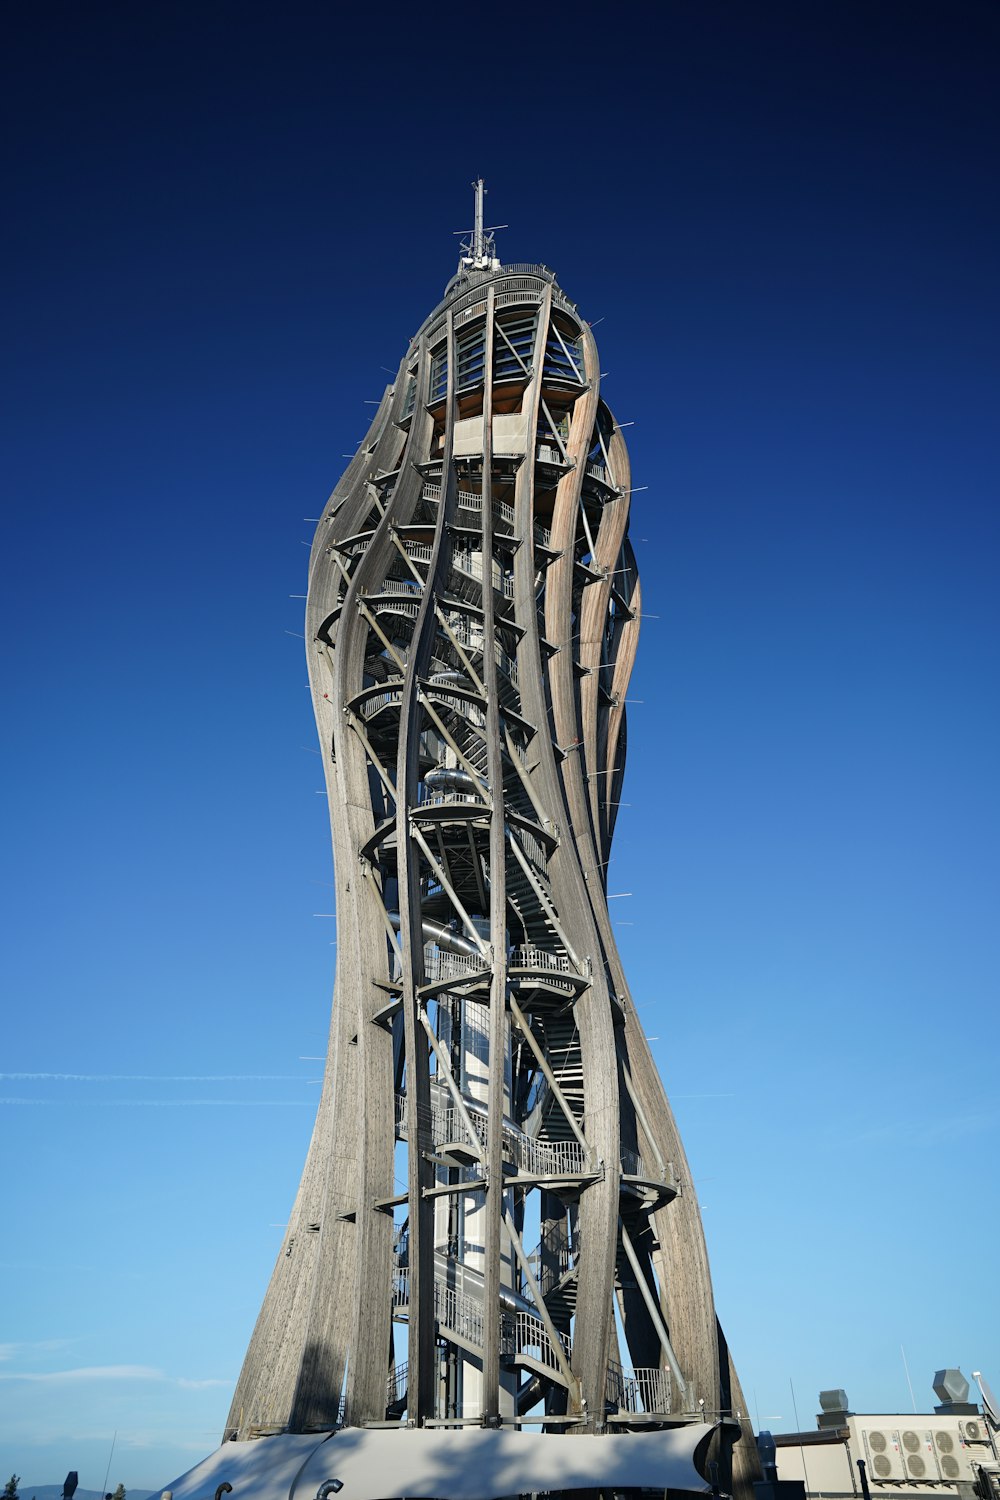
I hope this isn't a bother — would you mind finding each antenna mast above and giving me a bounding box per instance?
[456,179,505,271]
[473,177,485,263]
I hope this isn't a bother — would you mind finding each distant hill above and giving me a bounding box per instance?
[21,1488,155,1500]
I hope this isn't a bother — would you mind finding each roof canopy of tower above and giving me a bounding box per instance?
[158,1424,722,1500]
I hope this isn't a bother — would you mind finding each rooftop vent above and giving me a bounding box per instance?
[933,1368,978,1415]
[817,1389,853,1429]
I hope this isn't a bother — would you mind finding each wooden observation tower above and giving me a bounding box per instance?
[221,183,758,1500]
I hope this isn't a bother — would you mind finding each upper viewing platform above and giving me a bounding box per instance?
[444,260,579,309]
[413,262,584,356]
[410,182,584,351]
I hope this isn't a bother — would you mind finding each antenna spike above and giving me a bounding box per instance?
[457,179,501,273]
[473,177,485,262]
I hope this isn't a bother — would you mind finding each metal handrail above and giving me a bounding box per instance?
[456,488,512,520]
[512,827,549,871]
[416,789,484,810]
[386,1360,407,1406]
[437,617,519,687]
[536,443,570,467]
[528,1225,580,1295]
[391,1248,664,1408]
[508,1308,571,1374]
[508,946,571,974]
[394,1090,592,1178]
[367,1356,671,1422]
[620,1147,673,1186]
[493,289,544,312]
[421,948,490,982]
[373,578,422,596]
[606,1360,672,1415]
[425,687,487,729]
[423,483,551,548]
[452,549,516,599]
[392,1265,572,1376]
[358,688,402,718]
[337,535,372,558]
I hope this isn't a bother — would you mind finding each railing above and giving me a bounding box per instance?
[392,947,489,989]
[458,490,528,542]
[452,550,516,599]
[508,946,570,974]
[455,488,514,524]
[395,1262,573,1377]
[393,1266,486,1351]
[251,1352,660,1430]
[386,1361,407,1407]
[334,1362,407,1428]
[500,262,555,279]
[395,1089,592,1179]
[373,577,422,595]
[442,264,578,322]
[337,535,372,559]
[421,948,490,983]
[511,1131,592,1179]
[453,303,488,331]
[528,1225,580,1295]
[494,288,544,314]
[606,1361,672,1415]
[416,788,484,811]
[392,1253,666,1406]
[437,618,520,688]
[493,275,548,295]
[437,1278,486,1348]
[506,947,578,994]
[424,484,551,549]
[449,286,489,318]
[512,827,550,871]
[452,262,554,288]
[424,686,487,729]
[391,1238,669,1415]
[374,596,420,618]
[357,688,402,718]
[506,1308,571,1374]
[620,1148,673,1186]
[495,644,519,684]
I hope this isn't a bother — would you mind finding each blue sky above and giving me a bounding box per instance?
[2,0,998,1487]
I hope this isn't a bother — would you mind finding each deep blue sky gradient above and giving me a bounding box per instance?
[2,1,998,1486]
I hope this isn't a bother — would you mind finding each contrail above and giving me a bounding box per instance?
[0,1072,306,1081]
[0,1097,313,1107]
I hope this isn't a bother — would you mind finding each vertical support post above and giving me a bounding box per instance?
[395,313,458,1424]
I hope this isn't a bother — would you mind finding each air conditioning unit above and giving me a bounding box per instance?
[961,1418,989,1444]
[934,1428,976,1482]
[863,1427,905,1481]
[899,1429,940,1483]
